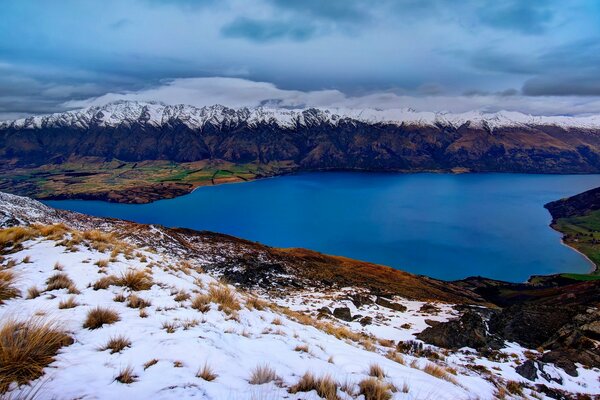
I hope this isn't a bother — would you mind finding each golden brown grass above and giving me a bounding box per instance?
[357,378,393,400]
[249,364,279,385]
[161,321,178,333]
[289,372,339,400]
[45,273,76,292]
[139,308,149,318]
[26,286,41,300]
[143,359,159,370]
[173,290,190,302]
[294,344,310,353]
[246,296,268,311]
[115,365,137,384]
[117,269,153,291]
[208,284,240,314]
[83,307,120,329]
[127,294,151,309]
[94,259,109,269]
[21,256,32,264]
[113,293,126,302]
[385,351,405,365]
[196,363,218,381]
[422,363,458,384]
[368,363,386,379]
[93,275,118,290]
[506,380,523,396]
[99,335,131,354]
[0,271,19,304]
[0,226,37,253]
[191,294,211,313]
[58,296,79,309]
[0,317,72,393]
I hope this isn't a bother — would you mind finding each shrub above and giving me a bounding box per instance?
[0,318,72,392]
[127,294,151,309]
[249,364,279,385]
[208,284,240,314]
[58,296,79,309]
[196,363,217,381]
[191,294,211,313]
[115,365,137,384]
[83,307,120,329]
[45,273,75,292]
[117,269,153,291]
[99,335,131,354]
[357,378,393,400]
[368,363,386,379]
[0,271,19,303]
[289,372,339,400]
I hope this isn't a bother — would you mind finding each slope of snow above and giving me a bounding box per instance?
[2,100,600,131]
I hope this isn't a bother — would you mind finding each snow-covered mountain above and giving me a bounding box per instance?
[3,100,600,131]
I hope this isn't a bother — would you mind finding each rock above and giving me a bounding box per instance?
[318,306,332,315]
[375,297,407,312]
[349,293,373,308]
[333,307,352,322]
[416,310,504,350]
[359,316,373,326]
[541,352,578,377]
[419,303,441,314]
[516,360,539,381]
[424,319,441,327]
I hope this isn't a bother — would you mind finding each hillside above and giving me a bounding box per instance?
[2,102,600,203]
[1,192,599,399]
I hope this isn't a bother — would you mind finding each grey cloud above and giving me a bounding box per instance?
[221,17,318,42]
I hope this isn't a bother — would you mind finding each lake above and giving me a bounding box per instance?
[45,172,600,282]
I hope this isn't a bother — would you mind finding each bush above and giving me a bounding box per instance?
[83,307,120,329]
[0,318,72,392]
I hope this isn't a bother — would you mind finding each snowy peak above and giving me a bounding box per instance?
[3,101,600,131]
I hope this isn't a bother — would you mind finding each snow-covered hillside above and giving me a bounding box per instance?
[2,100,600,131]
[0,193,598,399]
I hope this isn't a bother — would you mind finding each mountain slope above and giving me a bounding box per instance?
[2,102,600,203]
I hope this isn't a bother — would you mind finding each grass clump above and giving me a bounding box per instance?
[93,275,118,290]
[0,317,72,392]
[249,364,279,385]
[99,335,131,354]
[368,363,386,379]
[357,378,393,400]
[422,363,457,384]
[45,273,78,294]
[173,290,190,302]
[196,363,218,381]
[26,286,41,300]
[0,271,19,304]
[83,307,120,329]
[127,294,151,309]
[289,372,339,400]
[143,359,159,370]
[117,269,153,291]
[208,284,240,314]
[115,365,137,384]
[0,226,37,253]
[191,294,211,313]
[58,296,79,309]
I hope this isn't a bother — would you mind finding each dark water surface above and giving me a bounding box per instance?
[46,173,600,281]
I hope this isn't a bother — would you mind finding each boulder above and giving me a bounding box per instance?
[333,307,352,322]
[375,297,407,312]
[359,316,373,326]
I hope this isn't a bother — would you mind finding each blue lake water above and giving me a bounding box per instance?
[45,172,600,282]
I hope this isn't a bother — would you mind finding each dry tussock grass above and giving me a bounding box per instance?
[191,294,211,312]
[173,290,190,302]
[248,364,279,385]
[0,317,72,393]
[83,307,120,329]
[115,365,137,384]
[0,271,19,304]
[45,273,76,293]
[143,359,159,370]
[0,227,37,253]
[93,275,118,290]
[99,335,131,354]
[368,363,386,379]
[58,296,79,309]
[422,363,458,384]
[26,286,41,300]
[385,350,405,365]
[289,372,339,400]
[196,363,217,381]
[161,321,178,333]
[245,296,268,311]
[208,284,240,314]
[117,269,153,291]
[357,377,393,400]
[127,294,151,309]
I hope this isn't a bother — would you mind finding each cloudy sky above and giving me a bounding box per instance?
[1,0,600,119]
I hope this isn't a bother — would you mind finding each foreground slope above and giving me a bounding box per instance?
[0,192,598,399]
[2,101,600,203]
